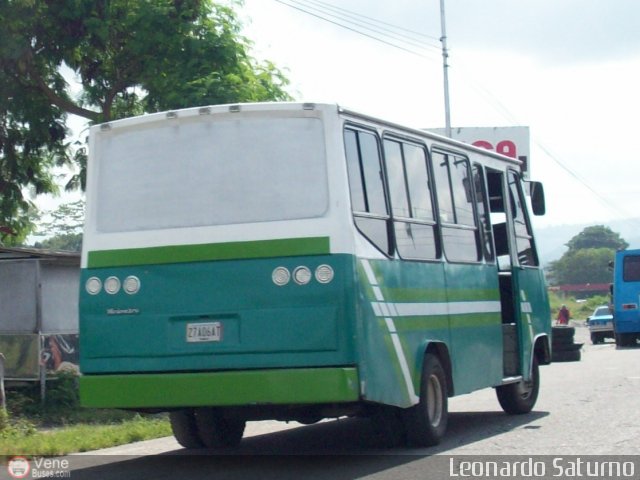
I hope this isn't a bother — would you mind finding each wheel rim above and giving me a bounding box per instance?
[427,373,444,427]
[516,378,534,400]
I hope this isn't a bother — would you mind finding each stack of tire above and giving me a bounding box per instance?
[552,326,582,362]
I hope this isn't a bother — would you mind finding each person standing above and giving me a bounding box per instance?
[557,305,570,325]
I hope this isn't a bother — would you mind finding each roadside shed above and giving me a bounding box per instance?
[0,247,80,393]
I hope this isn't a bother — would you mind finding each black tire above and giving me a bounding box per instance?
[552,349,581,362]
[370,406,407,448]
[195,408,246,448]
[552,336,575,348]
[496,357,539,414]
[554,342,583,352]
[590,332,600,345]
[552,326,575,341]
[403,354,448,447]
[616,333,637,347]
[170,409,205,449]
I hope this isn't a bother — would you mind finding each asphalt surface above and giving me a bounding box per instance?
[4,323,639,479]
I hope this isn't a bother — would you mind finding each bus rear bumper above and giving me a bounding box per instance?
[79,367,360,409]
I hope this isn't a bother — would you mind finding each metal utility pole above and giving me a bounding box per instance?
[439,0,452,137]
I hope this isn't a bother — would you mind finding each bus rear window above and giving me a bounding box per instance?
[93,116,328,233]
[623,255,640,282]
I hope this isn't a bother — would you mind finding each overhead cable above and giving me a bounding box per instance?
[273,0,440,60]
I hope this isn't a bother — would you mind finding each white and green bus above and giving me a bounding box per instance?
[79,102,551,448]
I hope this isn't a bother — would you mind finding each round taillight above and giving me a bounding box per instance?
[104,276,121,295]
[123,276,141,295]
[293,266,312,285]
[86,277,102,295]
[272,267,290,286]
[315,265,334,284]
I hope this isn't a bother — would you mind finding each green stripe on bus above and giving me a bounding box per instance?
[79,367,359,409]
[87,236,331,268]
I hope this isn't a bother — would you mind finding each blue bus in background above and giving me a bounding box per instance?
[612,249,640,346]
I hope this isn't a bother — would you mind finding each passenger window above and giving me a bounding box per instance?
[473,164,495,262]
[404,144,434,221]
[508,170,538,266]
[344,128,391,255]
[383,138,438,260]
[432,150,481,263]
[383,140,411,218]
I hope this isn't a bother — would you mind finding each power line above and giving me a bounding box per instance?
[452,62,637,222]
[273,0,440,60]
[301,0,442,45]
[270,0,634,223]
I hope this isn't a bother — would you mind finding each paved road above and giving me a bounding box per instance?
[11,324,640,479]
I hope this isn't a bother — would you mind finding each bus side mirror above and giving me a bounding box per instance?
[527,181,546,216]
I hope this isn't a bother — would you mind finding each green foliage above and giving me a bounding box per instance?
[1,0,292,239]
[35,233,83,252]
[0,416,171,458]
[548,291,609,320]
[547,225,625,286]
[33,200,84,251]
[565,225,628,252]
[548,247,615,285]
[1,371,170,457]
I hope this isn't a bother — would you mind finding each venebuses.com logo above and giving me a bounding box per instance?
[6,456,71,478]
[7,457,30,479]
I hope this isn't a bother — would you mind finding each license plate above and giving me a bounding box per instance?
[186,322,222,343]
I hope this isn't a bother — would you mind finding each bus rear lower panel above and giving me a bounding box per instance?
[79,253,359,410]
[79,367,360,410]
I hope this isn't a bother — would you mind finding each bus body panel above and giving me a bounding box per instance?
[354,258,504,408]
[79,102,550,420]
[512,267,552,379]
[80,253,357,375]
[613,250,640,337]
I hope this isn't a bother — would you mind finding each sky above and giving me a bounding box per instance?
[38,0,640,236]
[235,0,640,230]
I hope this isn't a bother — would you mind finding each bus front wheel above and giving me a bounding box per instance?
[403,353,448,447]
[496,356,539,414]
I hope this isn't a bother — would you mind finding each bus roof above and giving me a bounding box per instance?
[91,101,523,169]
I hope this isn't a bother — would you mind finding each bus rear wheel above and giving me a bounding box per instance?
[403,353,448,447]
[496,356,539,414]
[169,409,205,449]
[195,408,246,448]
[615,332,637,347]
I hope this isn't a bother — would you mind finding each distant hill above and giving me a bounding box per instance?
[534,218,640,265]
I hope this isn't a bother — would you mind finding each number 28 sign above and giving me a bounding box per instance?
[430,126,530,177]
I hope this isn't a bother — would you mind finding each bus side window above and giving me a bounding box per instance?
[383,138,439,260]
[486,169,510,270]
[344,128,391,255]
[472,164,495,262]
[507,170,538,267]
[432,151,481,263]
[623,255,640,281]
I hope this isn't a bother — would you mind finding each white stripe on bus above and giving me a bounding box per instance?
[362,260,420,405]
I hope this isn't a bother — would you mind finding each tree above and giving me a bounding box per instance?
[547,225,626,286]
[35,233,83,252]
[565,225,628,252]
[31,200,84,251]
[0,0,291,240]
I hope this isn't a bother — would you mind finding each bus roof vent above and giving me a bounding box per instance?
[166,111,178,119]
[99,123,111,131]
[229,105,241,113]
[303,103,316,110]
[198,107,211,115]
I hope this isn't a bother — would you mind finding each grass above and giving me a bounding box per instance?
[548,291,610,321]
[0,415,171,459]
[0,372,171,459]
